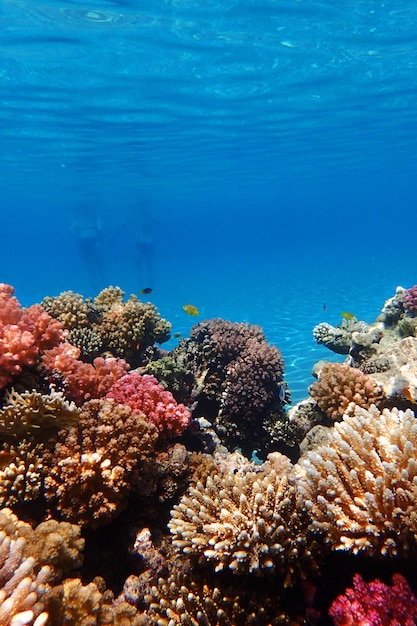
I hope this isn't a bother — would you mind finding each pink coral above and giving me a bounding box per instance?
[0,284,66,388]
[404,285,417,315]
[329,573,417,626]
[43,343,129,405]
[106,372,191,437]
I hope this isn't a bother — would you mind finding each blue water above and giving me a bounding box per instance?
[2,0,417,403]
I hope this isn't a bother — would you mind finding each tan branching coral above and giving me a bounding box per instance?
[43,399,159,528]
[0,441,45,507]
[0,388,80,437]
[0,510,52,626]
[41,291,92,331]
[309,362,383,420]
[169,452,311,581]
[295,404,417,557]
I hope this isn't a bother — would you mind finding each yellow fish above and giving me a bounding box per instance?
[340,311,356,321]
[183,304,199,316]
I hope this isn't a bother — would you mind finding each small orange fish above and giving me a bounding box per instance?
[403,386,415,403]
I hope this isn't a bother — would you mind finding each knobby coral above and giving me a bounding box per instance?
[404,284,417,316]
[106,372,191,438]
[43,398,159,528]
[0,284,66,389]
[329,573,417,626]
[295,404,417,556]
[309,362,383,421]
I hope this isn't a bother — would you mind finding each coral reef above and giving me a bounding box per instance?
[43,398,159,528]
[329,573,417,626]
[106,372,191,438]
[295,404,417,557]
[309,362,383,421]
[312,319,369,355]
[404,284,417,316]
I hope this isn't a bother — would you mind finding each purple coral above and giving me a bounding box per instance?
[404,285,417,315]
[329,573,417,626]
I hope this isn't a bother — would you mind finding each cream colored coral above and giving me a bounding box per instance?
[0,441,44,507]
[1,388,80,436]
[295,404,417,556]
[169,453,304,576]
[0,524,51,626]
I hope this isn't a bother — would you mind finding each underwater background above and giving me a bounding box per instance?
[2,0,417,404]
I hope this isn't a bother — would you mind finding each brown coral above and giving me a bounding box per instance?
[43,399,159,528]
[295,404,417,557]
[0,440,45,507]
[41,291,92,331]
[169,452,312,582]
[309,362,383,421]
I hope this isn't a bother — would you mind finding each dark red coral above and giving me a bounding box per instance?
[329,573,417,626]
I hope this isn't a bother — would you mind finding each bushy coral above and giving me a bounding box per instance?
[42,343,129,405]
[309,362,383,421]
[106,372,191,438]
[169,451,313,582]
[0,284,66,389]
[0,440,45,507]
[43,398,159,528]
[329,573,417,626]
[404,284,417,316]
[295,404,417,557]
[171,319,287,456]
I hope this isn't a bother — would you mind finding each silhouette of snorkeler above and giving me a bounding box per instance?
[71,206,105,292]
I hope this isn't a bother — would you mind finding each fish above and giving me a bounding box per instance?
[139,287,153,295]
[278,385,286,402]
[340,311,356,321]
[403,386,415,403]
[183,304,199,316]
[174,332,181,339]
[322,303,327,311]
[0,451,15,470]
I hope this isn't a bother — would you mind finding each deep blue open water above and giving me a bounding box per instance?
[1,0,417,403]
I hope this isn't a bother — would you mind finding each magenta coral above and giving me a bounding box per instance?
[43,343,129,405]
[404,285,417,315]
[329,573,417,626]
[106,372,191,437]
[0,283,66,388]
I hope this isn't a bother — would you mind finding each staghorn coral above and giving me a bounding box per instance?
[43,398,159,528]
[106,372,191,438]
[0,387,80,437]
[309,362,383,421]
[0,509,52,626]
[0,284,66,389]
[42,343,129,405]
[329,573,417,626]
[295,404,417,557]
[169,452,313,582]
[171,319,287,456]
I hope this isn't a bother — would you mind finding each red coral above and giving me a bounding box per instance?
[329,573,417,626]
[0,284,66,388]
[43,343,129,405]
[404,285,417,315]
[106,372,191,437]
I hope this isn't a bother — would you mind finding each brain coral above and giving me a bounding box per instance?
[169,452,312,583]
[43,398,158,528]
[309,362,383,421]
[171,319,287,456]
[295,404,417,557]
[106,372,191,438]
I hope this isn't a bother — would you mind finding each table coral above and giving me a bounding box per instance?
[295,404,417,557]
[43,398,159,528]
[42,343,129,405]
[0,284,66,389]
[309,362,383,421]
[329,573,417,626]
[106,372,191,438]
[169,451,313,582]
